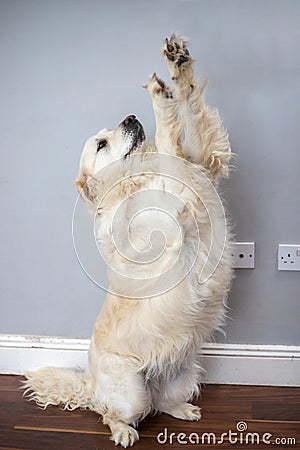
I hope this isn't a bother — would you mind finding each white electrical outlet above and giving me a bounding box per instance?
[278,244,300,271]
[231,242,255,269]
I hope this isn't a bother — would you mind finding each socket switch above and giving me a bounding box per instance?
[231,242,255,269]
[278,244,300,271]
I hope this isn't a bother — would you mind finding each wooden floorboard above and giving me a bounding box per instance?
[252,398,300,421]
[0,375,299,449]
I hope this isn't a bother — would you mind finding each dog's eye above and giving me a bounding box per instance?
[97,139,107,152]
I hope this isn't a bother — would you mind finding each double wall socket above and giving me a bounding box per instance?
[231,242,255,269]
[231,243,300,271]
[278,244,300,271]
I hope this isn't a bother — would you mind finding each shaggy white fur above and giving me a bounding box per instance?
[23,34,234,447]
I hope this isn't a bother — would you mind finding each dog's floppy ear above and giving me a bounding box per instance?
[75,172,98,203]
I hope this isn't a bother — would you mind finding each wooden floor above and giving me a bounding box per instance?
[0,375,299,449]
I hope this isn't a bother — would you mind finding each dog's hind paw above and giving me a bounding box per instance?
[161,402,202,421]
[110,423,139,448]
[179,403,202,421]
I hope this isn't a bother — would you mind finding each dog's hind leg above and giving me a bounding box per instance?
[89,349,151,447]
[152,351,202,422]
[144,73,183,157]
[163,34,232,183]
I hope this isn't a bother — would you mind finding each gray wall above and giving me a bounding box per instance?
[0,0,299,344]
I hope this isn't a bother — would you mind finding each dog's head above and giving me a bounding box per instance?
[76,115,146,202]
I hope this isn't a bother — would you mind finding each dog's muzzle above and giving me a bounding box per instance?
[121,115,146,157]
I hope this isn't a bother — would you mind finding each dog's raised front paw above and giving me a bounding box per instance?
[143,73,173,99]
[163,34,191,68]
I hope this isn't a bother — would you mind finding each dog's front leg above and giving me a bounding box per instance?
[144,73,183,157]
[163,34,232,182]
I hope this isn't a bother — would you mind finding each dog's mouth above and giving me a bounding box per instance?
[121,115,146,158]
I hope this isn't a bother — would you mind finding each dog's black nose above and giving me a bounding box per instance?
[122,115,136,127]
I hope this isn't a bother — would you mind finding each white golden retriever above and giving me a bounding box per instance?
[24,35,234,447]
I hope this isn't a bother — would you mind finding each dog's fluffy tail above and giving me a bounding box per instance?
[22,367,93,411]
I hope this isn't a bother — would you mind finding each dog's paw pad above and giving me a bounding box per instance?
[163,34,191,68]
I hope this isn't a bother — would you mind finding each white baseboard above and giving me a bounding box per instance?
[0,335,299,386]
